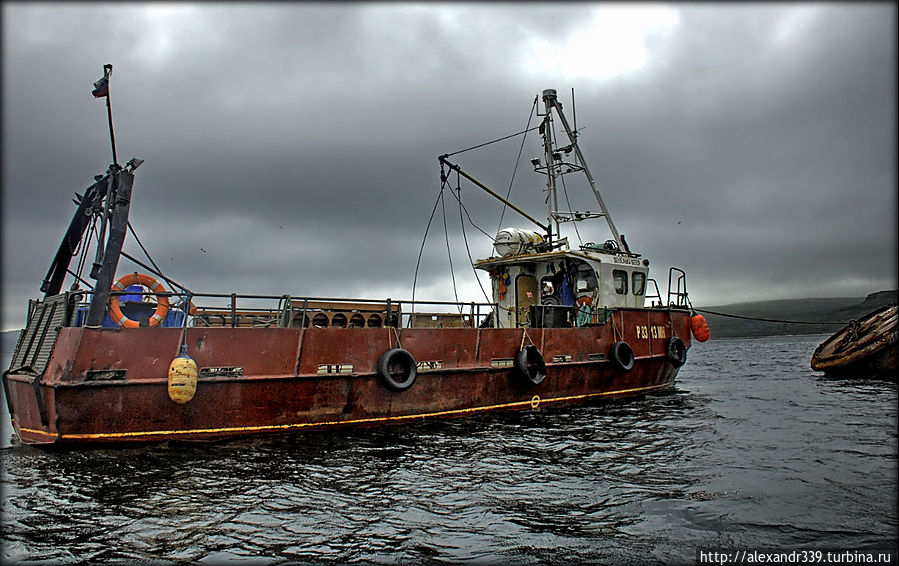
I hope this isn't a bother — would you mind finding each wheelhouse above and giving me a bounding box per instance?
[475,240,651,329]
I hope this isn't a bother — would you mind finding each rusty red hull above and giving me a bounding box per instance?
[5,308,692,445]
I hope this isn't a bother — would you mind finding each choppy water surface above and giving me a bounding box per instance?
[2,334,896,564]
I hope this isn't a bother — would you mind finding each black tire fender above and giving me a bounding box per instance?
[377,348,417,392]
[515,345,547,386]
[610,341,635,372]
[665,337,687,368]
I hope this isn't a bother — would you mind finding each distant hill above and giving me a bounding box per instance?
[697,290,898,338]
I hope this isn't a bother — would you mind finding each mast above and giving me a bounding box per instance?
[84,168,135,326]
[541,90,561,241]
[542,88,623,250]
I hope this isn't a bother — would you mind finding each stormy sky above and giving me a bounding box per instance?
[2,3,896,330]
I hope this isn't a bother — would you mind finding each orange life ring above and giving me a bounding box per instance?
[108,273,170,328]
[577,296,593,307]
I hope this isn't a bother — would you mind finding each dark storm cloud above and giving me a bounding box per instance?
[2,3,896,329]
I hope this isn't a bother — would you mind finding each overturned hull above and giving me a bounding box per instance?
[4,308,691,445]
[811,303,898,379]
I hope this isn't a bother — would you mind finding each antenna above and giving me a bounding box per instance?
[571,87,577,137]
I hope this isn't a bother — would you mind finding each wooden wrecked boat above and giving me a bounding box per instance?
[811,303,898,378]
[3,75,710,446]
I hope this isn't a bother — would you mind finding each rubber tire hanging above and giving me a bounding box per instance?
[665,337,687,368]
[377,348,418,392]
[610,341,635,372]
[516,345,547,385]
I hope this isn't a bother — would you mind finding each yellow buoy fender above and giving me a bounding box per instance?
[168,344,198,404]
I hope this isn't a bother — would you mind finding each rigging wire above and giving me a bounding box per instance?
[449,183,495,241]
[498,96,539,233]
[411,174,447,314]
[547,105,584,246]
[691,307,849,326]
[442,124,541,158]
[127,221,163,276]
[122,220,194,296]
[451,171,492,304]
[557,168,583,247]
[440,181,462,314]
[73,215,99,287]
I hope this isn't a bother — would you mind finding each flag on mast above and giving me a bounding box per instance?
[91,64,112,98]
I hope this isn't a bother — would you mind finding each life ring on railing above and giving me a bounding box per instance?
[109,273,170,328]
[665,337,687,368]
[610,341,635,372]
[515,344,546,386]
[377,348,417,392]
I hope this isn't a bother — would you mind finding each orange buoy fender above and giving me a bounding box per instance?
[168,344,198,403]
[109,273,170,328]
[691,313,711,342]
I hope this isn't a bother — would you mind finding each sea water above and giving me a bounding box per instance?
[1,334,896,564]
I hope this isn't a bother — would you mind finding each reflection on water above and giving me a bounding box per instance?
[2,335,897,564]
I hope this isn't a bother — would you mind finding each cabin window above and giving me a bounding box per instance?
[612,269,628,295]
[575,263,597,293]
[632,272,646,296]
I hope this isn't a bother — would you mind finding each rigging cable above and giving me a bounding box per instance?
[451,170,492,304]
[450,181,496,241]
[72,215,99,287]
[557,168,583,247]
[546,116,583,245]
[498,95,539,233]
[440,179,462,314]
[123,220,194,296]
[411,171,448,317]
[691,307,848,326]
[127,221,163,277]
[442,123,541,158]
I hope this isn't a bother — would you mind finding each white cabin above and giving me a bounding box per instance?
[475,235,650,329]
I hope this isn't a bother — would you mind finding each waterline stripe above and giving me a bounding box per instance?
[20,382,671,441]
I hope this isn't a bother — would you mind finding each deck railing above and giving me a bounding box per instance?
[65,290,498,330]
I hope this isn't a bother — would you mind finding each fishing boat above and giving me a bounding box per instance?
[811,303,898,378]
[3,75,710,445]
